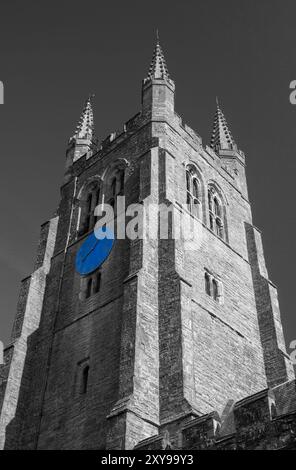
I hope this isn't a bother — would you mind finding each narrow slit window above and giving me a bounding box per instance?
[205,273,211,296]
[212,279,218,301]
[85,277,92,299]
[93,272,101,294]
[81,365,89,394]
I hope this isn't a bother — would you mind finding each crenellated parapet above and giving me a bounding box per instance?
[135,384,296,450]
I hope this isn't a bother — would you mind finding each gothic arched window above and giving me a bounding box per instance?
[106,168,125,215]
[208,186,226,240]
[78,180,100,236]
[186,167,202,219]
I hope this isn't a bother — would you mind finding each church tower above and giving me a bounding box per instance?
[0,38,295,450]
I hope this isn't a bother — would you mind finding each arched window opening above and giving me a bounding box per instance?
[213,197,220,217]
[107,168,125,216]
[186,170,192,208]
[186,170,190,189]
[193,179,199,199]
[186,167,202,219]
[79,181,100,236]
[208,187,225,240]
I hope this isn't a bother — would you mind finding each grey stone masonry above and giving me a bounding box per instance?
[0,217,58,449]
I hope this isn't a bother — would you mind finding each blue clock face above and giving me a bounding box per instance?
[75,227,115,275]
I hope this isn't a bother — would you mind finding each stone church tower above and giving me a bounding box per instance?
[1,39,296,450]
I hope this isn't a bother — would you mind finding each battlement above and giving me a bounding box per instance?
[135,382,296,450]
[66,107,209,187]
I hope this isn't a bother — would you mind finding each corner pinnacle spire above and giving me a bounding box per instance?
[66,95,96,169]
[72,95,94,141]
[210,98,237,152]
[145,33,170,81]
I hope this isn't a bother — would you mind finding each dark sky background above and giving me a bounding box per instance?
[0,1,295,358]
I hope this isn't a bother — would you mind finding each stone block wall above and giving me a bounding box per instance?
[0,217,58,449]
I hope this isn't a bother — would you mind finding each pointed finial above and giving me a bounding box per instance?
[145,34,170,81]
[210,98,237,152]
[72,95,94,141]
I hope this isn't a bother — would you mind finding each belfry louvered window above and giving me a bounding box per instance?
[107,168,125,215]
[186,168,201,218]
[208,187,224,240]
[79,181,100,236]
